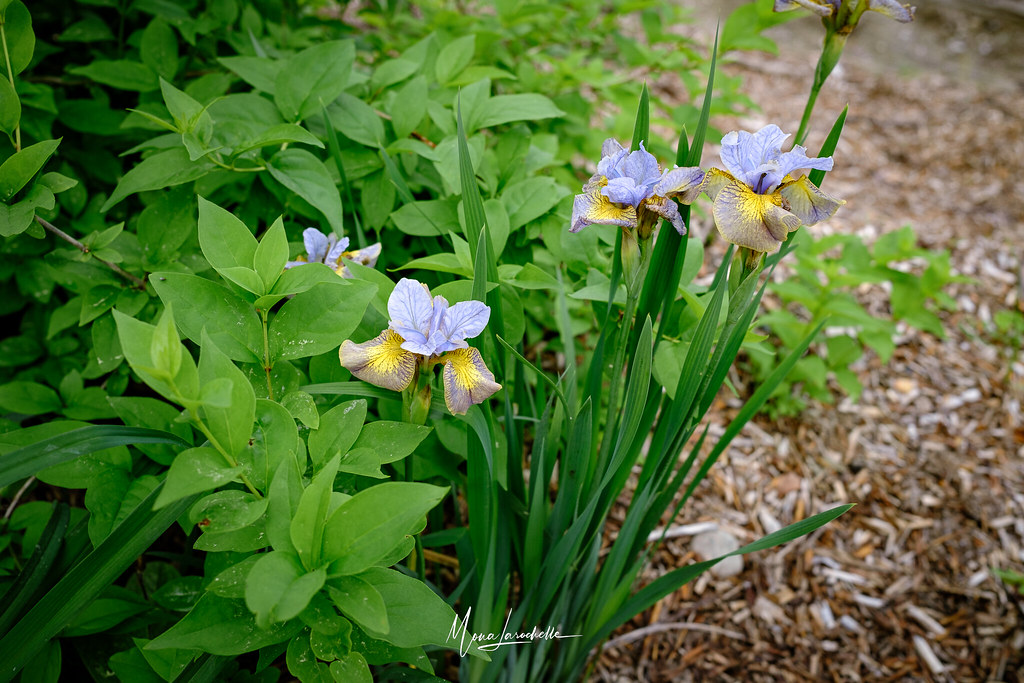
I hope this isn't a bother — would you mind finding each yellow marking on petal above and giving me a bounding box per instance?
[712,179,802,253]
[570,188,637,233]
[339,329,416,392]
[442,347,501,415]
[778,175,845,226]
[701,168,739,201]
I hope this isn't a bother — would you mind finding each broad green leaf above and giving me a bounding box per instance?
[234,124,323,154]
[243,398,300,492]
[218,56,280,93]
[275,40,355,122]
[327,574,387,635]
[268,280,375,363]
[307,399,365,468]
[159,78,203,130]
[245,551,326,628]
[328,94,385,148]
[370,57,419,91]
[267,459,303,554]
[329,652,372,683]
[197,329,256,459]
[358,567,483,656]
[70,60,159,91]
[253,217,288,292]
[322,482,447,574]
[434,35,475,85]
[102,148,213,211]
[281,391,319,429]
[474,93,564,129]
[0,184,53,237]
[499,177,569,230]
[140,18,178,80]
[0,138,61,201]
[147,593,302,656]
[151,272,263,363]
[389,198,458,237]
[189,490,267,534]
[388,76,427,140]
[290,454,340,570]
[266,148,344,236]
[0,77,20,135]
[0,380,60,415]
[0,2,33,76]
[350,422,431,464]
[196,196,257,272]
[155,447,241,509]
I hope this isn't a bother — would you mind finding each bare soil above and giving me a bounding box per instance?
[597,3,1024,681]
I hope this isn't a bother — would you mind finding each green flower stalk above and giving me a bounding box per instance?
[774,0,915,145]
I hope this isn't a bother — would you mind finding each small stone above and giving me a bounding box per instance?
[893,378,917,394]
[692,529,743,578]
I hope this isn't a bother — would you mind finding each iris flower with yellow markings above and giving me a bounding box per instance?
[570,139,704,240]
[339,278,500,415]
[285,227,382,278]
[774,0,914,26]
[704,124,844,254]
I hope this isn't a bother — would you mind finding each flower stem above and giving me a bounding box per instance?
[1,18,21,152]
[188,406,262,498]
[794,29,847,147]
[36,216,148,290]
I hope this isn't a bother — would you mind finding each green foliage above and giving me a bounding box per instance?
[0,0,883,680]
[749,226,967,416]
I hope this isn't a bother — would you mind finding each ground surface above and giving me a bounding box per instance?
[596,3,1024,681]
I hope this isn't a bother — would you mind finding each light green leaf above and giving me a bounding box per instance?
[328,94,385,148]
[218,56,280,94]
[0,2,34,76]
[388,76,427,140]
[154,447,239,509]
[434,35,475,85]
[0,138,61,201]
[196,196,258,272]
[0,77,20,135]
[266,148,344,235]
[267,280,375,363]
[141,18,178,79]
[234,124,323,154]
[70,60,159,91]
[475,93,563,129]
[151,272,263,363]
[253,217,288,291]
[322,482,446,574]
[102,148,213,212]
[197,330,256,459]
[350,422,431,464]
[0,381,61,415]
[307,399,365,468]
[290,454,340,571]
[389,198,458,237]
[275,40,355,122]
[147,593,302,655]
[245,551,326,628]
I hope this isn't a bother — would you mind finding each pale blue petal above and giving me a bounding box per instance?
[776,145,833,181]
[621,143,662,188]
[602,177,651,208]
[435,300,490,353]
[324,235,350,268]
[597,146,628,179]
[302,228,329,264]
[868,0,914,22]
[387,278,434,352]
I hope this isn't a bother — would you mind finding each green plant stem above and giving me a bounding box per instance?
[259,308,274,400]
[209,156,266,173]
[1,18,21,152]
[794,29,846,146]
[36,217,147,290]
[185,406,262,498]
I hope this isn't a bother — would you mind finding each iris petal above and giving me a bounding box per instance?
[701,168,739,202]
[302,228,330,264]
[340,329,416,392]
[868,0,914,22]
[773,0,834,15]
[643,196,686,235]
[712,179,802,253]
[387,278,435,353]
[653,166,705,204]
[442,347,501,415]
[778,176,846,226]
[435,300,490,354]
[337,243,383,278]
[570,188,638,233]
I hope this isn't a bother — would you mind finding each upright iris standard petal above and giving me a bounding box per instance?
[303,228,330,264]
[435,300,491,354]
[387,278,436,355]
[442,347,501,415]
[324,236,350,268]
[340,329,416,392]
[570,138,704,236]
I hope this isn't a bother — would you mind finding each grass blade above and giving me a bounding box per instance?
[0,503,69,634]
[809,105,848,188]
[0,426,189,490]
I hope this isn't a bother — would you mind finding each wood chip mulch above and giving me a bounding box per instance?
[595,3,1024,681]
